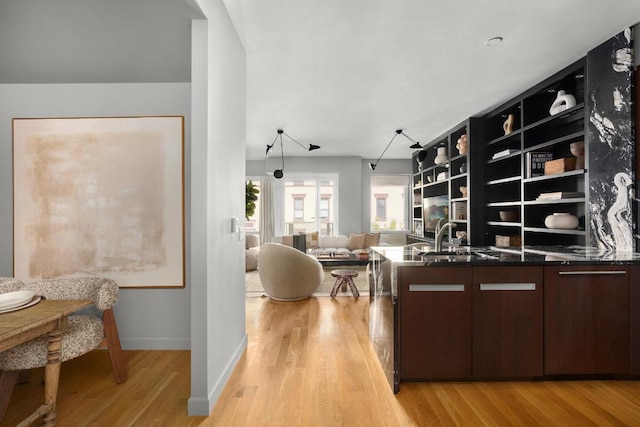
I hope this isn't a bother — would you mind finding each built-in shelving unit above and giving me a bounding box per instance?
[408,28,637,250]
[411,118,482,245]
[480,59,587,247]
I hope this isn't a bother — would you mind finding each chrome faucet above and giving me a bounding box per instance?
[435,220,456,252]
[434,218,445,238]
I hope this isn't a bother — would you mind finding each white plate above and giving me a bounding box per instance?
[0,290,36,310]
[0,296,42,314]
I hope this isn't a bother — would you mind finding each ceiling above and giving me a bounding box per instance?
[230,0,640,160]
[1,1,639,162]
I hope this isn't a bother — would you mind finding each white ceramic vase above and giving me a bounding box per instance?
[434,147,448,165]
[549,90,577,116]
[544,213,579,229]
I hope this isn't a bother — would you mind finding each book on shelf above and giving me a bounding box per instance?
[526,151,553,178]
[492,148,518,159]
[536,191,585,200]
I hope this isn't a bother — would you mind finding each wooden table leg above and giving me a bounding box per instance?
[330,278,345,298]
[346,276,360,298]
[42,327,63,427]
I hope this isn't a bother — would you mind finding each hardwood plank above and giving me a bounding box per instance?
[4,296,640,426]
[2,349,205,426]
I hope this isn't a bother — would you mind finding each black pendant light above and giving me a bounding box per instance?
[369,129,423,171]
[265,129,321,179]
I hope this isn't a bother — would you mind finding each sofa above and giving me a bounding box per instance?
[246,234,260,271]
[271,232,407,254]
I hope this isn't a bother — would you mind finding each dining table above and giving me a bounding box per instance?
[0,298,92,426]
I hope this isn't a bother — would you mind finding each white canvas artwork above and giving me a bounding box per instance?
[13,116,184,288]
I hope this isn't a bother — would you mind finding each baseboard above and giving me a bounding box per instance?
[202,334,249,416]
[120,337,191,350]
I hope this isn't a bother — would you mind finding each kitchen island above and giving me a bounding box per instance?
[368,244,640,392]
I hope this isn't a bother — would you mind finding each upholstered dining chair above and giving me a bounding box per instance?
[258,243,324,301]
[0,277,127,422]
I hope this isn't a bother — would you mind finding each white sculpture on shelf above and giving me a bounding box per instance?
[434,147,448,165]
[549,90,576,116]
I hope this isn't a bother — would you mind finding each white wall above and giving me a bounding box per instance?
[189,0,247,416]
[0,83,193,349]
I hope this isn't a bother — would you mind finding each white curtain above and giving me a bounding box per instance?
[259,175,275,245]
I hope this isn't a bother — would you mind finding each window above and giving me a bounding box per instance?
[320,197,330,219]
[293,196,304,220]
[375,195,387,220]
[283,174,338,235]
[370,175,410,231]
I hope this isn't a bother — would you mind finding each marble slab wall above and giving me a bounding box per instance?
[586,28,636,251]
[637,67,640,251]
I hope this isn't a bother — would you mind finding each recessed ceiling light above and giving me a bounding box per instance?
[484,37,503,47]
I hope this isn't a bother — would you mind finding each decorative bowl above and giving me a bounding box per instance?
[499,210,518,222]
[544,213,579,229]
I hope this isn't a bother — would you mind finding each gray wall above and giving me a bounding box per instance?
[189,0,247,415]
[0,0,247,417]
[0,83,193,349]
[247,156,411,235]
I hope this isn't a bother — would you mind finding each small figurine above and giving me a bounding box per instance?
[456,134,468,155]
[503,114,514,135]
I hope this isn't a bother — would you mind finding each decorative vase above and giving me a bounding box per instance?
[570,141,585,169]
[434,147,448,165]
[418,150,428,163]
[549,90,577,116]
[459,186,468,197]
[459,163,467,174]
[456,134,468,155]
[503,114,514,135]
[544,213,579,229]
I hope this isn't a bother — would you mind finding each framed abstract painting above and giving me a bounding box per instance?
[12,116,185,288]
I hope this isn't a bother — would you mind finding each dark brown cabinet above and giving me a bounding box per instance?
[544,265,630,375]
[472,266,544,378]
[398,266,472,380]
[630,265,640,375]
[393,262,637,388]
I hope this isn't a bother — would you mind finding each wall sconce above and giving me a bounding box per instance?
[369,129,423,171]
[266,129,321,178]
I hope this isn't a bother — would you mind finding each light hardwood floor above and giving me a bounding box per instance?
[205,296,640,426]
[2,350,206,426]
[3,296,640,426]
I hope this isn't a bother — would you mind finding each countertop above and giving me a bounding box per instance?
[371,244,640,266]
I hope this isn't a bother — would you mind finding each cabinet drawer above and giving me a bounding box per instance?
[473,266,543,283]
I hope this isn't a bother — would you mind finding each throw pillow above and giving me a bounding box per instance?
[364,232,381,248]
[281,235,294,247]
[346,233,366,250]
[300,231,319,250]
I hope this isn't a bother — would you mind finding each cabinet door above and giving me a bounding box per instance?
[398,266,472,380]
[544,265,630,375]
[472,266,543,378]
[631,265,640,375]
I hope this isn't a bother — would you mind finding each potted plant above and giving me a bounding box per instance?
[245,180,259,220]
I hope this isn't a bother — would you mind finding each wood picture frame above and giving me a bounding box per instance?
[12,116,185,288]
